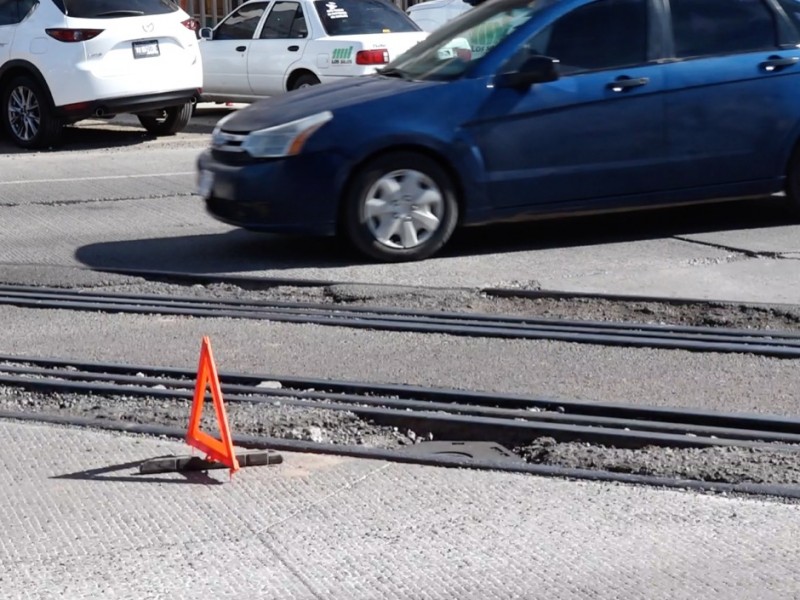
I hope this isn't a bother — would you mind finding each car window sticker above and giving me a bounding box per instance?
[325,2,348,19]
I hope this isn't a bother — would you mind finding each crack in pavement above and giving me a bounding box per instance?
[10,194,198,207]
[673,235,792,260]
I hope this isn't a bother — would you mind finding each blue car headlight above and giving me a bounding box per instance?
[241,111,333,158]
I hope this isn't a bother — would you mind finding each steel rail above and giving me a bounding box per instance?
[1,285,799,357]
[4,365,800,445]
[5,409,800,500]
[2,353,798,431]
[2,355,800,452]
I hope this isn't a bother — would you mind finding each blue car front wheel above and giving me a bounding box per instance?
[344,152,459,262]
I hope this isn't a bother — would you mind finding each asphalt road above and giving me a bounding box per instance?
[1,107,799,303]
[2,66,800,600]
[0,109,797,421]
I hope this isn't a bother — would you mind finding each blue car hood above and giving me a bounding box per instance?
[220,76,442,133]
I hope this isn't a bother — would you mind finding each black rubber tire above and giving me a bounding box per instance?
[137,101,193,135]
[1,75,62,149]
[343,152,459,262]
[290,73,321,91]
[785,146,800,219]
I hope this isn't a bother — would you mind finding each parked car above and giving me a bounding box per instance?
[406,0,472,31]
[197,0,428,102]
[197,0,800,262]
[0,0,202,149]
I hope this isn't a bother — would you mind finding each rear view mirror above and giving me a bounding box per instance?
[200,27,213,40]
[496,55,560,90]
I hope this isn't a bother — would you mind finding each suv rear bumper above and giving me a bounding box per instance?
[54,89,200,120]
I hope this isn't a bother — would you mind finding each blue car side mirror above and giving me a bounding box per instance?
[496,55,560,90]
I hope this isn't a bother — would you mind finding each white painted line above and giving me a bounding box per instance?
[0,172,194,185]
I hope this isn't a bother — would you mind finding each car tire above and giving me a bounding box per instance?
[343,152,459,262]
[138,101,193,135]
[291,73,321,91]
[786,146,800,218]
[2,75,62,149]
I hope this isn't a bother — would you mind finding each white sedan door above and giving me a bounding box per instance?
[247,1,310,96]
[201,2,269,96]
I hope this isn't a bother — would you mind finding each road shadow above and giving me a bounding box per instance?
[0,108,230,154]
[76,228,358,274]
[51,459,224,485]
[444,195,792,258]
[75,195,793,272]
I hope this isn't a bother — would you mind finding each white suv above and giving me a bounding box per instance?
[0,0,203,149]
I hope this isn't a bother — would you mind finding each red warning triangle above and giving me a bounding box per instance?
[186,336,240,474]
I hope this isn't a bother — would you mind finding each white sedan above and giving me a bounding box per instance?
[198,0,429,101]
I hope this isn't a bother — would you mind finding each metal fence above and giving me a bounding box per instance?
[179,0,415,28]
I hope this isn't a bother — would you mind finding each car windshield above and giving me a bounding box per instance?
[382,0,552,81]
[55,0,179,17]
[314,0,419,35]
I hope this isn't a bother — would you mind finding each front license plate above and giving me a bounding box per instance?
[132,40,160,59]
[197,169,214,198]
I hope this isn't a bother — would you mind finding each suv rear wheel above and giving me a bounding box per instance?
[137,101,193,136]
[2,75,63,149]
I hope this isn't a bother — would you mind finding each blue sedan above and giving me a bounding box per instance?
[197,0,800,261]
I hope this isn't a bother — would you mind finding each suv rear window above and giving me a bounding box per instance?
[54,0,179,17]
[314,0,419,35]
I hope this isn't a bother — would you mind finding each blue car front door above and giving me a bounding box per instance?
[466,0,668,213]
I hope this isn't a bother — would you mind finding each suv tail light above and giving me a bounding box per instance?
[356,49,389,65]
[182,18,200,31]
[46,28,104,42]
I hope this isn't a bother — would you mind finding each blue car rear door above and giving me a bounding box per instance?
[659,0,800,190]
[469,0,668,211]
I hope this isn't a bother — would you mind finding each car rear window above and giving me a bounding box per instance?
[314,0,419,35]
[53,0,179,17]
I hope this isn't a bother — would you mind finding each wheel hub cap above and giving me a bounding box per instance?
[364,169,444,249]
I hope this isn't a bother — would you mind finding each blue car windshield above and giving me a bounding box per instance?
[382,0,551,81]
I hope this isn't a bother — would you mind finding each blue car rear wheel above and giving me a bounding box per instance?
[787,145,800,219]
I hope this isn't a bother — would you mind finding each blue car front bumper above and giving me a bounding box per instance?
[197,149,347,236]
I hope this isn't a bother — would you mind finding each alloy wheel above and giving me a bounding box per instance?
[8,85,40,143]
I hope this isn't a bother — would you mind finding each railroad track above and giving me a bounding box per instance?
[2,354,800,451]
[3,354,800,497]
[2,284,800,357]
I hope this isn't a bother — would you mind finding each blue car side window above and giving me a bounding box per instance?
[670,0,778,58]
[524,0,647,75]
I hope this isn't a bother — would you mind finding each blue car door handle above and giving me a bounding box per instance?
[288,45,299,51]
[761,56,799,72]
[607,77,649,93]
[235,45,247,52]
